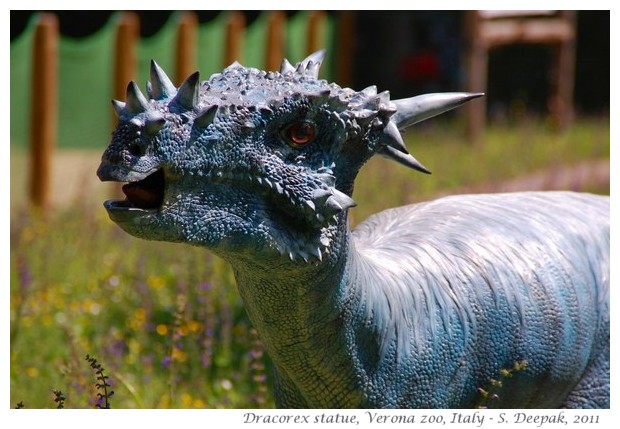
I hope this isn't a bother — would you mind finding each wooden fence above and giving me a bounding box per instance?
[25,11,354,211]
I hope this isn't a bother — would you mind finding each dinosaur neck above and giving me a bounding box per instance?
[229,215,366,407]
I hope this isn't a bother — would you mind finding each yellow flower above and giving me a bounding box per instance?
[147,275,165,289]
[156,324,168,336]
[128,308,147,330]
[134,308,147,322]
[171,348,187,362]
[158,394,171,408]
[193,398,206,408]
[188,320,202,333]
[178,324,190,337]
[181,393,193,408]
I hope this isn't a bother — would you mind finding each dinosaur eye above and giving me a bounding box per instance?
[283,120,316,148]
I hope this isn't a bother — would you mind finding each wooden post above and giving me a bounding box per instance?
[549,11,576,130]
[307,11,326,55]
[114,12,139,113]
[266,11,285,71]
[29,13,58,211]
[464,11,487,144]
[225,12,245,65]
[110,12,139,198]
[335,11,354,87]
[175,11,198,85]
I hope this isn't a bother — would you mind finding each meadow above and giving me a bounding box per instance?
[9,117,610,408]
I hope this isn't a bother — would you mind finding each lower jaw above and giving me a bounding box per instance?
[103,199,157,223]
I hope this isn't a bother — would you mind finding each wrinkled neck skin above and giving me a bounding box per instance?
[225,213,366,408]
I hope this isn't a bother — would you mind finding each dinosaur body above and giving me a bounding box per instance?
[97,51,609,408]
[235,191,609,408]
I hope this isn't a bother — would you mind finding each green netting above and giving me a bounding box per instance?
[286,12,311,65]
[197,12,228,79]
[136,12,178,86]
[10,12,118,150]
[285,11,335,80]
[243,13,269,70]
[242,11,335,77]
[10,11,336,150]
[57,16,116,149]
[10,14,36,149]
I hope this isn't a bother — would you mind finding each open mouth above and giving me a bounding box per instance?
[114,169,165,210]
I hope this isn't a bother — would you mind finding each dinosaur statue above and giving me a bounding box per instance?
[97,50,609,408]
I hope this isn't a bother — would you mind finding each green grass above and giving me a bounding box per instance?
[9,118,609,408]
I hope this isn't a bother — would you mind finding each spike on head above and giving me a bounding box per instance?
[224,61,243,72]
[295,50,326,78]
[300,50,326,68]
[392,92,484,130]
[280,58,295,75]
[377,121,430,174]
[377,146,431,174]
[368,92,483,174]
[172,71,200,111]
[360,85,378,97]
[125,81,151,114]
[195,105,219,129]
[111,99,126,117]
[149,60,177,100]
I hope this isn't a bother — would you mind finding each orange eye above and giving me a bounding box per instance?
[284,121,316,147]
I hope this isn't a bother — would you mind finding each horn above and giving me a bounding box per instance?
[125,81,151,114]
[301,49,326,67]
[383,121,411,154]
[377,116,432,174]
[392,92,483,130]
[172,71,200,111]
[111,99,126,117]
[224,61,243,71]
[296,49,326,78]
[376,146,431,174]
[195,105,219,129]
[149,60,177,100]
[280,58,296,74]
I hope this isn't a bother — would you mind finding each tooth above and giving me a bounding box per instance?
[274,242,286,255]
[298,250,309,262]
[309,246,323,262]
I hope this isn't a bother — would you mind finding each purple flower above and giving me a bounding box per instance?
[161,356,172,369]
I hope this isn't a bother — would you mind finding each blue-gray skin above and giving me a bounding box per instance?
[97,51,609,408]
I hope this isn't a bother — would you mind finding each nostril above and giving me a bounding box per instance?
[129,143,143,157]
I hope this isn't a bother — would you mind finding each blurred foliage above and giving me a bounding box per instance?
[10,203,274,408]
[353,117,609,223]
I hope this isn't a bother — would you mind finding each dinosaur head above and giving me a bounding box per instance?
[98,51,480,263]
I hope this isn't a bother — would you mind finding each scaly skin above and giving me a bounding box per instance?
[97,51,609,408]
